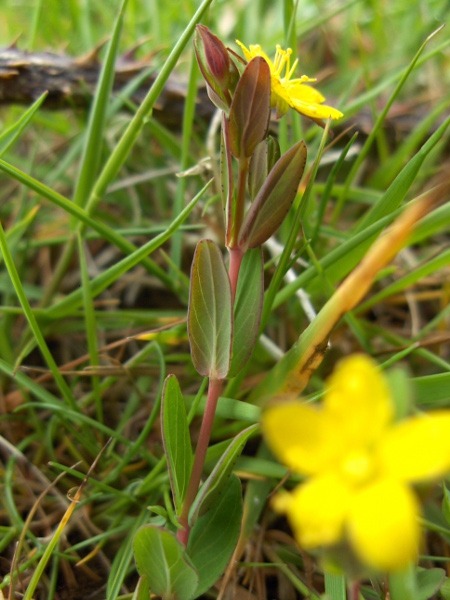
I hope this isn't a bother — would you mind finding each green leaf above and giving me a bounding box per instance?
[385,365,413,421]
[413,372,450,407]
[416,568,446,600]
[187,474,243,598]
[238,140,307,249]
[228,56,271,158]
[187,239,232,379]
[324,572,347,600]
[72,0,127,209]
[389,565,418,600]
[0,93,47,158]
[84,0,215,210]
[134,525,199,600]
[131,576,150,600]
[440,577,450,600]
[188,424,257,526]
[228,247,264,377]
[442,484,450,528]
[354,116,450,234]
[162,375,193,513]
[185,394,261,422]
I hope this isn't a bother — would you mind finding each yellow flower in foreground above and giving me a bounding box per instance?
[262,355,450,572]
[235,41,343,121]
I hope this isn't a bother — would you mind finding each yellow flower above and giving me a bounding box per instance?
[262,355,450,572]
[235,41,343,121]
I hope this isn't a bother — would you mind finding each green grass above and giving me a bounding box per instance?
[0,0,449,599]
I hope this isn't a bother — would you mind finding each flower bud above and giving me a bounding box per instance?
[194,25,238,113]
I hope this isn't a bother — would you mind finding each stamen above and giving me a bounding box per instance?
[287,58,299,80]
[273,45,283,73]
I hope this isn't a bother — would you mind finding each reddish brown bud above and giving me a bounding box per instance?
[194,25,238,113]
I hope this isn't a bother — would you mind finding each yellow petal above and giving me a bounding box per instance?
[288,98,344,120]
[286,474,352,548]
[324,355,393,449]
[378,411,450,482]
[235,40,273,68]
[262,402,342,475]
[347,479,420,571]
[284,81,325,104]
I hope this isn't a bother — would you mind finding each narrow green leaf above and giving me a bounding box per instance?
[73,0,128,209]
[185,394,261,422]
[413,372,450,407]
[354,115,450,234]
[0,221,76,410]
[85,0,215,211]
[238,140,307,249]
[358,247,450,313]
[0,93,47,157]
[240,444,276,541]
[324,572,347,600]
[442,484,450,528]
[162,375,193,513]
[188,424,257,526]
[188,239,232,379]
[77,233,102,422]
[229,248,264,377]
[134,525,198,600]
[338,26,446,220]
[228,57,271,158]
[187,474,243,598]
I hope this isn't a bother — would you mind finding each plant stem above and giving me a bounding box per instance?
[177,377,223,545]
[348,580,361,600]
[233,157,249,243]
[228,246,244,302]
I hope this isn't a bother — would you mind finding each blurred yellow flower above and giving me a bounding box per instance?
[235,41,343,121]
[262,355,450,572]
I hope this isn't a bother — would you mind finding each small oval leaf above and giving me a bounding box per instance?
[238,140,307,249]
[188,239,233,379]
[188,424,257,526]
[162,375,193,513]
[134,525,199,600]
[187,474,243,598]
[228,248,264,377]
[228,56,271,159]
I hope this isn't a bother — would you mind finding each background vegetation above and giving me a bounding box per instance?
[0,0,449,598]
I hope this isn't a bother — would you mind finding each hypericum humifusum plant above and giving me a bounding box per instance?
[133,25,343,599]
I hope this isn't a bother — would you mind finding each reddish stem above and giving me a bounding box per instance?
[348,580,361,600]
[228,246,244,302]
[177,377,223,545]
